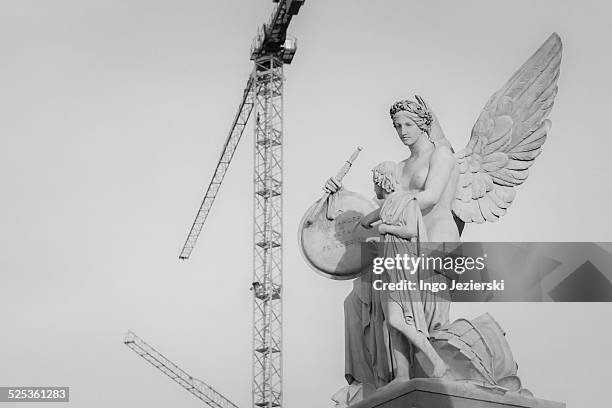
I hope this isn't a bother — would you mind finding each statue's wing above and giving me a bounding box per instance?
[453,33,562,224]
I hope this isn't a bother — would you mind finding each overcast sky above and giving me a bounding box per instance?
[1,1,611,407]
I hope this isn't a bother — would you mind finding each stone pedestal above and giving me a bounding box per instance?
[349,379,565,408]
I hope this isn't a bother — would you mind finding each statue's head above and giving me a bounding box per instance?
[372,161,399,199]
[390,96,433,146]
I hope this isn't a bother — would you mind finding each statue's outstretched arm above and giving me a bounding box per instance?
[360,208,381,229]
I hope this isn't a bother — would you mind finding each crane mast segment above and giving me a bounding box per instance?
[252,56,284,408]
[124,331,240,408]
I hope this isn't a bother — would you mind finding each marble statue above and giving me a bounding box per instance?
[303,32,563,403]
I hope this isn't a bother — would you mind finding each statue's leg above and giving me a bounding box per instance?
[384,299,449,379]
[343,288,375,387]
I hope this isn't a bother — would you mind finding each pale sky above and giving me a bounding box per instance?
[1,1,611,407]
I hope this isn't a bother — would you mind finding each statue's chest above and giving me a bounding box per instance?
[400,161,429,191]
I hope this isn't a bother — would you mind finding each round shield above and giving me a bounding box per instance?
[298,189,379,280]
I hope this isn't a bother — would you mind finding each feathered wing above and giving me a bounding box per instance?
[453,33,562,224]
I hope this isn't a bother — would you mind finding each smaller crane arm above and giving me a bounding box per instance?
[124,331,240,408]
[179,73,257,260]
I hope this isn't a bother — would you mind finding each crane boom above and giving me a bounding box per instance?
[179,74,257,260]
[124,331,239,408]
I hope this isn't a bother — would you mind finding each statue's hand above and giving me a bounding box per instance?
[360,217,373,229]
[323,177,342,194]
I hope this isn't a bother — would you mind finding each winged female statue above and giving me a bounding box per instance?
[314,33,562,401]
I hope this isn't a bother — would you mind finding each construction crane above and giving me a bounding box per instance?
[124,331,238,408]
[177,2,306,408]
[179,0,304,260]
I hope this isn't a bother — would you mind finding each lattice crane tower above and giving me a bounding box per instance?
[179,2,305,408]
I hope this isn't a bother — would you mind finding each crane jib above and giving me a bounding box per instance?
[179,74,257,260]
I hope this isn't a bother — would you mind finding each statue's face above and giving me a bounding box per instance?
[392,111,423,146]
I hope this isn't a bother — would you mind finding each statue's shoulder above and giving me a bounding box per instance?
[396,158,408,174]
[431,143,455,164]
[398,157,410,165]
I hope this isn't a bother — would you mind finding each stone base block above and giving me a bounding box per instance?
[350,379,565,408]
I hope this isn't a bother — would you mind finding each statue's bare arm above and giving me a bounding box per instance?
[360,208,381,229]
